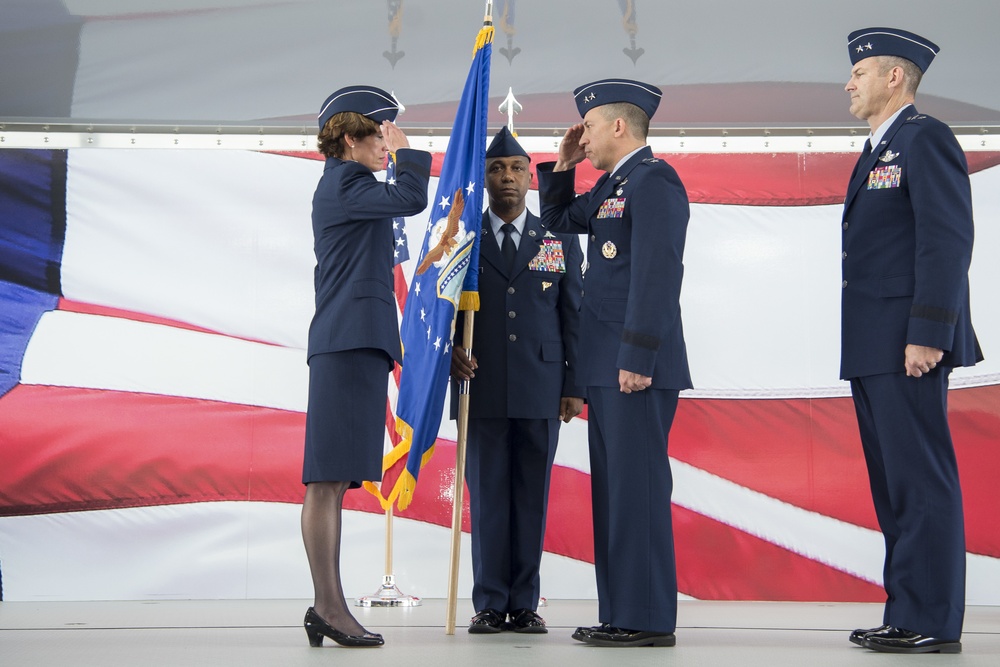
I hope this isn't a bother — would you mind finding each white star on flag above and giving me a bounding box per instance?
[439,195,450,210]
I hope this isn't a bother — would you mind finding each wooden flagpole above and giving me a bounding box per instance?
[444,311,475,634]
[445,0,492,635]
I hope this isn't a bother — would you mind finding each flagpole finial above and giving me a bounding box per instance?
[484,0,493,25]
[498,87,522,134]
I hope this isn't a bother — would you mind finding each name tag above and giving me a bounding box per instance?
[868,165,901,190]
[597,197,626,219]
[528,239,566,273]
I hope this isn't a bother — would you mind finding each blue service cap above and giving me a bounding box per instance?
[485,127,530,161]
[317,85,399,129]
[573,78,661,119]
[848,27,939,73]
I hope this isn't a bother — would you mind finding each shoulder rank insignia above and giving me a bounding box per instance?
[642,157,660,164]
[879,149,899,162]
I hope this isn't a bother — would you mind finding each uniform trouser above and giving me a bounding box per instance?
[587,386,679,634]
[466,417,560,614]
[850,369,965,640]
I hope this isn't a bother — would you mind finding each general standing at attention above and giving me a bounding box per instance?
[451,127,584,635]
[536,79,691,647]
[840,28,982,654]
[301,85,430,649]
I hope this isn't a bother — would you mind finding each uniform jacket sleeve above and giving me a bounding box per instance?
[618,162,690,376]
[536,162,594,234]
[322,148,431,222]
[559,233,584,398]
[905,123,974,352]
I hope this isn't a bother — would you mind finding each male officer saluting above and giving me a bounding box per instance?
[451,127,584,635]
[841,28,982,654]
[536,80,691,647]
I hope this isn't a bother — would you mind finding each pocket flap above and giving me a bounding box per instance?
[353,280,392,303]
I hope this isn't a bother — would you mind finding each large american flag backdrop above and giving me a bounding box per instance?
[1,143,998,603]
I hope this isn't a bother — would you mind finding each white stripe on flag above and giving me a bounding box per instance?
[20,310,307,411]
[62,149,318,349]
[0,502,600,601]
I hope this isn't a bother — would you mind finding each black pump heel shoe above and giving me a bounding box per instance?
[304,607,384,647]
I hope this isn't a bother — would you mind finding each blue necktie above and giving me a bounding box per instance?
[501,223,516,271]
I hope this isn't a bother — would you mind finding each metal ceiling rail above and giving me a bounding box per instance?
[1,120,997,153]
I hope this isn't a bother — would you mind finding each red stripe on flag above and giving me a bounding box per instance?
[670,386,1000,558]
[674,505,885,601]
[273,150,1000,206]
[3,383,997,566]
[0,384,307,516]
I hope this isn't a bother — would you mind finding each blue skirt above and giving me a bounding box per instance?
[302,349,392,486]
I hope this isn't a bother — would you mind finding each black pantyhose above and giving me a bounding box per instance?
[301,481,368,636]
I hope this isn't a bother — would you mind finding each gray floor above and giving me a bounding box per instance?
[1,599,998,666]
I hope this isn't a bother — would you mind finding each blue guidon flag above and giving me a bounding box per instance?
[365,19,492,511]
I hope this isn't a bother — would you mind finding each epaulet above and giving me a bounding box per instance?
[642,157,661,164]
[905,114,928,122]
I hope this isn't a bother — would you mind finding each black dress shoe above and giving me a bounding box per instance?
[303,607,384,647]
[572,623,613,642]
[468,608,506,634]
[849,623,890,646]
[863,627,961,654]
[508,608,547,634]
[585,626,677,647]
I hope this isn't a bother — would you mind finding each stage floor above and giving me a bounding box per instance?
[1,599,998,666]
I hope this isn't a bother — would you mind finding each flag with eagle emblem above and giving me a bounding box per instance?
[364,19,491,511]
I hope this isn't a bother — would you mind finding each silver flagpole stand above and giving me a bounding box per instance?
[356,505,421,607]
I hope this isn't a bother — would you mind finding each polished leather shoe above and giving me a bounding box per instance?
[849,624,890,646]
[468,608,505,634]
[508,608,547,634]
[303,607,384,647]
[571,622,613,642]
[585,626,677,647]
[863,627,961,653]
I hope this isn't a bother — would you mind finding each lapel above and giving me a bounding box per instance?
[844,108,913,211]
[478,210,506,273]
[584,146,652,221]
